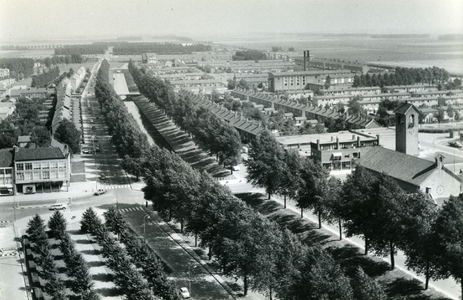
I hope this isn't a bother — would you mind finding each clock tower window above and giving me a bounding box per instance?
[409,114,415,128]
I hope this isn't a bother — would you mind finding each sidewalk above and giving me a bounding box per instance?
[226,186,459,300]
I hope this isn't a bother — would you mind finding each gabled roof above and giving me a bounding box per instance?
[358,147,452,186]
[15,147,65,161]
[395,102,420,115]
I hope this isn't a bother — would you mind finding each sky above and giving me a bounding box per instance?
[1,0,462,42]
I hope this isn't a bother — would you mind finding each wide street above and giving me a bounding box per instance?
[0,56,460,299]
[0,57,262,300]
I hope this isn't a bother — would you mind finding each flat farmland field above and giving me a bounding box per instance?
[0,49,55,59]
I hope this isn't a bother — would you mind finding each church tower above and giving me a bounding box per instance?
[395,103,420,156]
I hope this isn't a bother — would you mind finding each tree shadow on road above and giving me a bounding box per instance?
[235,192,280,215]
[327,244,390,278]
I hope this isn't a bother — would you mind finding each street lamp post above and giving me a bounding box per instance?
[143,215,150,241]
[188,264,197,296]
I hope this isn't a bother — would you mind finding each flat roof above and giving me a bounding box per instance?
[269,70,353,77]
[275,127,396,150]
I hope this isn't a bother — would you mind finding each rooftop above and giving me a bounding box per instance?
[15,147,65,161]
[358,147,461,187]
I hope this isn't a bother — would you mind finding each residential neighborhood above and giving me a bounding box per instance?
[0,1,463,300]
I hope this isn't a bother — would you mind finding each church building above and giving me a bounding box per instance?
[358,103,462,202]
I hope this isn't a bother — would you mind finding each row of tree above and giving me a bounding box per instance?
[80,207,180,300]
[352,66,450,87]
[94,59,388,299]
[31,66,60,87]
[113,42,212,55]
[128,61,242,169]
[26,213,100,300]
[232,50,266,61]
[43,54,84,68]
[54,44,107,55]
[0,57,35,80]
[246,130,463,297]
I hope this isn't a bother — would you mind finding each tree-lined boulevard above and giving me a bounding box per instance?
[2,56,461,300]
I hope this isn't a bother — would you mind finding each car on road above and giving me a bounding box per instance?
[82,150,90,154]
[94,189,106,196]
[49,204,66,211]
[180,287,190,299]
[100,174,107,180]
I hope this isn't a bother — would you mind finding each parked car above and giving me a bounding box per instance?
[49,204,66,211]
[94,189,106,196]
[180,287,190,299]
[82,150,90,154]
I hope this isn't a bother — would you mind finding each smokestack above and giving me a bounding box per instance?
[303,51,307,71]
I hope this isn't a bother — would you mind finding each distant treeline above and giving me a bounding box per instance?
[112,42,212,55]
[31,66,60,88]
[0,45,55,50]
[117,36,143,41]
[41,54,84,68]
[353,67,449,87]
[152,35,194,42]
[54,44,107,55]
[0,58,35,80]
[371,34,430,39]
[232,50,266,61]
[438,34,463,41]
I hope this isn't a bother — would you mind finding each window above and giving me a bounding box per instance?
[33,162,40,169]
[51,170,58,179]
[409,114,415,127]
[42,171,50,180]
[25,172,32,181]
[42,162,49,169]
[16,163,24,171]
[50,161,58,169]
[34,171,42,180]
[59,170,66,178]
[59,161,66,168]
[17,172,24,181]
[25,163,32,170]
[344,154,350,158]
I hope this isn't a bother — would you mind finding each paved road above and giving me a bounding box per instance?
[119,205,235,300]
